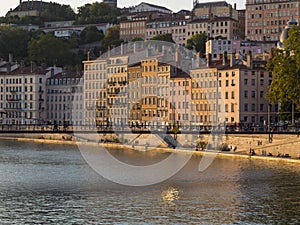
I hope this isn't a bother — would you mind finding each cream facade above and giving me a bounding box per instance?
[46,72,83,126]
[186,17,240,42]
[0,63,48,125]
[83,58,107,126]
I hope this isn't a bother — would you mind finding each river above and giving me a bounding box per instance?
[0,140,299,224]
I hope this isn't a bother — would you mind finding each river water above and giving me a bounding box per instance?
[0,140,299,224]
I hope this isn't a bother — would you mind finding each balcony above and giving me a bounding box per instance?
[39,98,44,101]
[7,98,20,102]
[96,106,107,110]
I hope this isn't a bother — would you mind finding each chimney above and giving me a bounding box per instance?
[222,51,228,66]
[234,3,237,10]
[30,61,34,73]
[175,47,180,68]
[120,43,124,55]
[87,51,90,61]
[247,51,253,69]
[217,53,222,60]
[20,0,22,5]
[107,46,111,57]
[8,53,13,63]
[133,42,137,53]
[206,53,212,67]
[6,63,11,72]
[229,53,235,67]
[51,68,54,76]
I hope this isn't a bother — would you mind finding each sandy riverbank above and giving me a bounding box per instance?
[1,136,300,164]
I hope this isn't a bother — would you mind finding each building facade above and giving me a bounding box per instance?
[129,2,172,14]
[6,0,50,18]
[206,39,273,60]
[192,1,239,20]
[0,61,48,125]
[83,58,108,126]
[246,0,300,41]
[46,71,83,126]
[190,53,278,127]
[186,17,240,42]
[146,14,189,46]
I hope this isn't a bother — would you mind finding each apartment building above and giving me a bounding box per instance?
[106,55,129,126]
[0,61,48,125]
[128,62,142,126]
[192,1,238,20]
[246,0,300,41]
[46,71,83,126]
[120,11,169,41]
[169,72,192,127]
[238,10,246,40]
[157,63,171,126]
[186,17,240,42]
[141,59,159,127]
[129,2,172,14]
[83,58,107,126]
[146,14,189,46]
[190,52,278,127]
[206,39,273,60]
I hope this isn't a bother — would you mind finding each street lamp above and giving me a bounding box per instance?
[215,71,219,129]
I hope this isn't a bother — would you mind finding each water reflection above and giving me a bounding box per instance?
[0,140,299,224]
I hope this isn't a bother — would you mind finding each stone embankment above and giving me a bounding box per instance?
[1,132,300,162]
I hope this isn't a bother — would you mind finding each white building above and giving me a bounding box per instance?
[0,60,48,125]
[46,71,83,126]
[129,2,172,14]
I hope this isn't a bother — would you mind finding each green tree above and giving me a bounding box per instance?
[76,2,121,24]
[266,26,300,108]
[80,25,104,44]
[40,3,75,21]
[278,100,300,122]
[131,37,144,42]
[102,26,123,50]
[0,27,30,61]
[28,34,80,67]
[186,33,207,56]
[151,33,175,43]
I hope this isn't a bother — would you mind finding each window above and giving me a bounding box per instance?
[260,91,264,98]
[231,91,235,99]
[244,104,248,112]
[260,104,264,112]
[231,104,234,112]
[260,79,264,85]
[251,79,255,86]
[225,92,228,99]
[244,79,248,85]
[244,90,248,98]
[251,104,256,112]
[251,91,255,98]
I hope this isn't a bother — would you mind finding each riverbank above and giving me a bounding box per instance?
[1,135,300,164]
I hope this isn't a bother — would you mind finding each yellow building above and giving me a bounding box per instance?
[128,62,142,126]
[106,55,129,126]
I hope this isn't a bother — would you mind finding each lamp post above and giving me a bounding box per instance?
[292,101,295,129]
[268,103,271,143]
[215,71,219,129]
